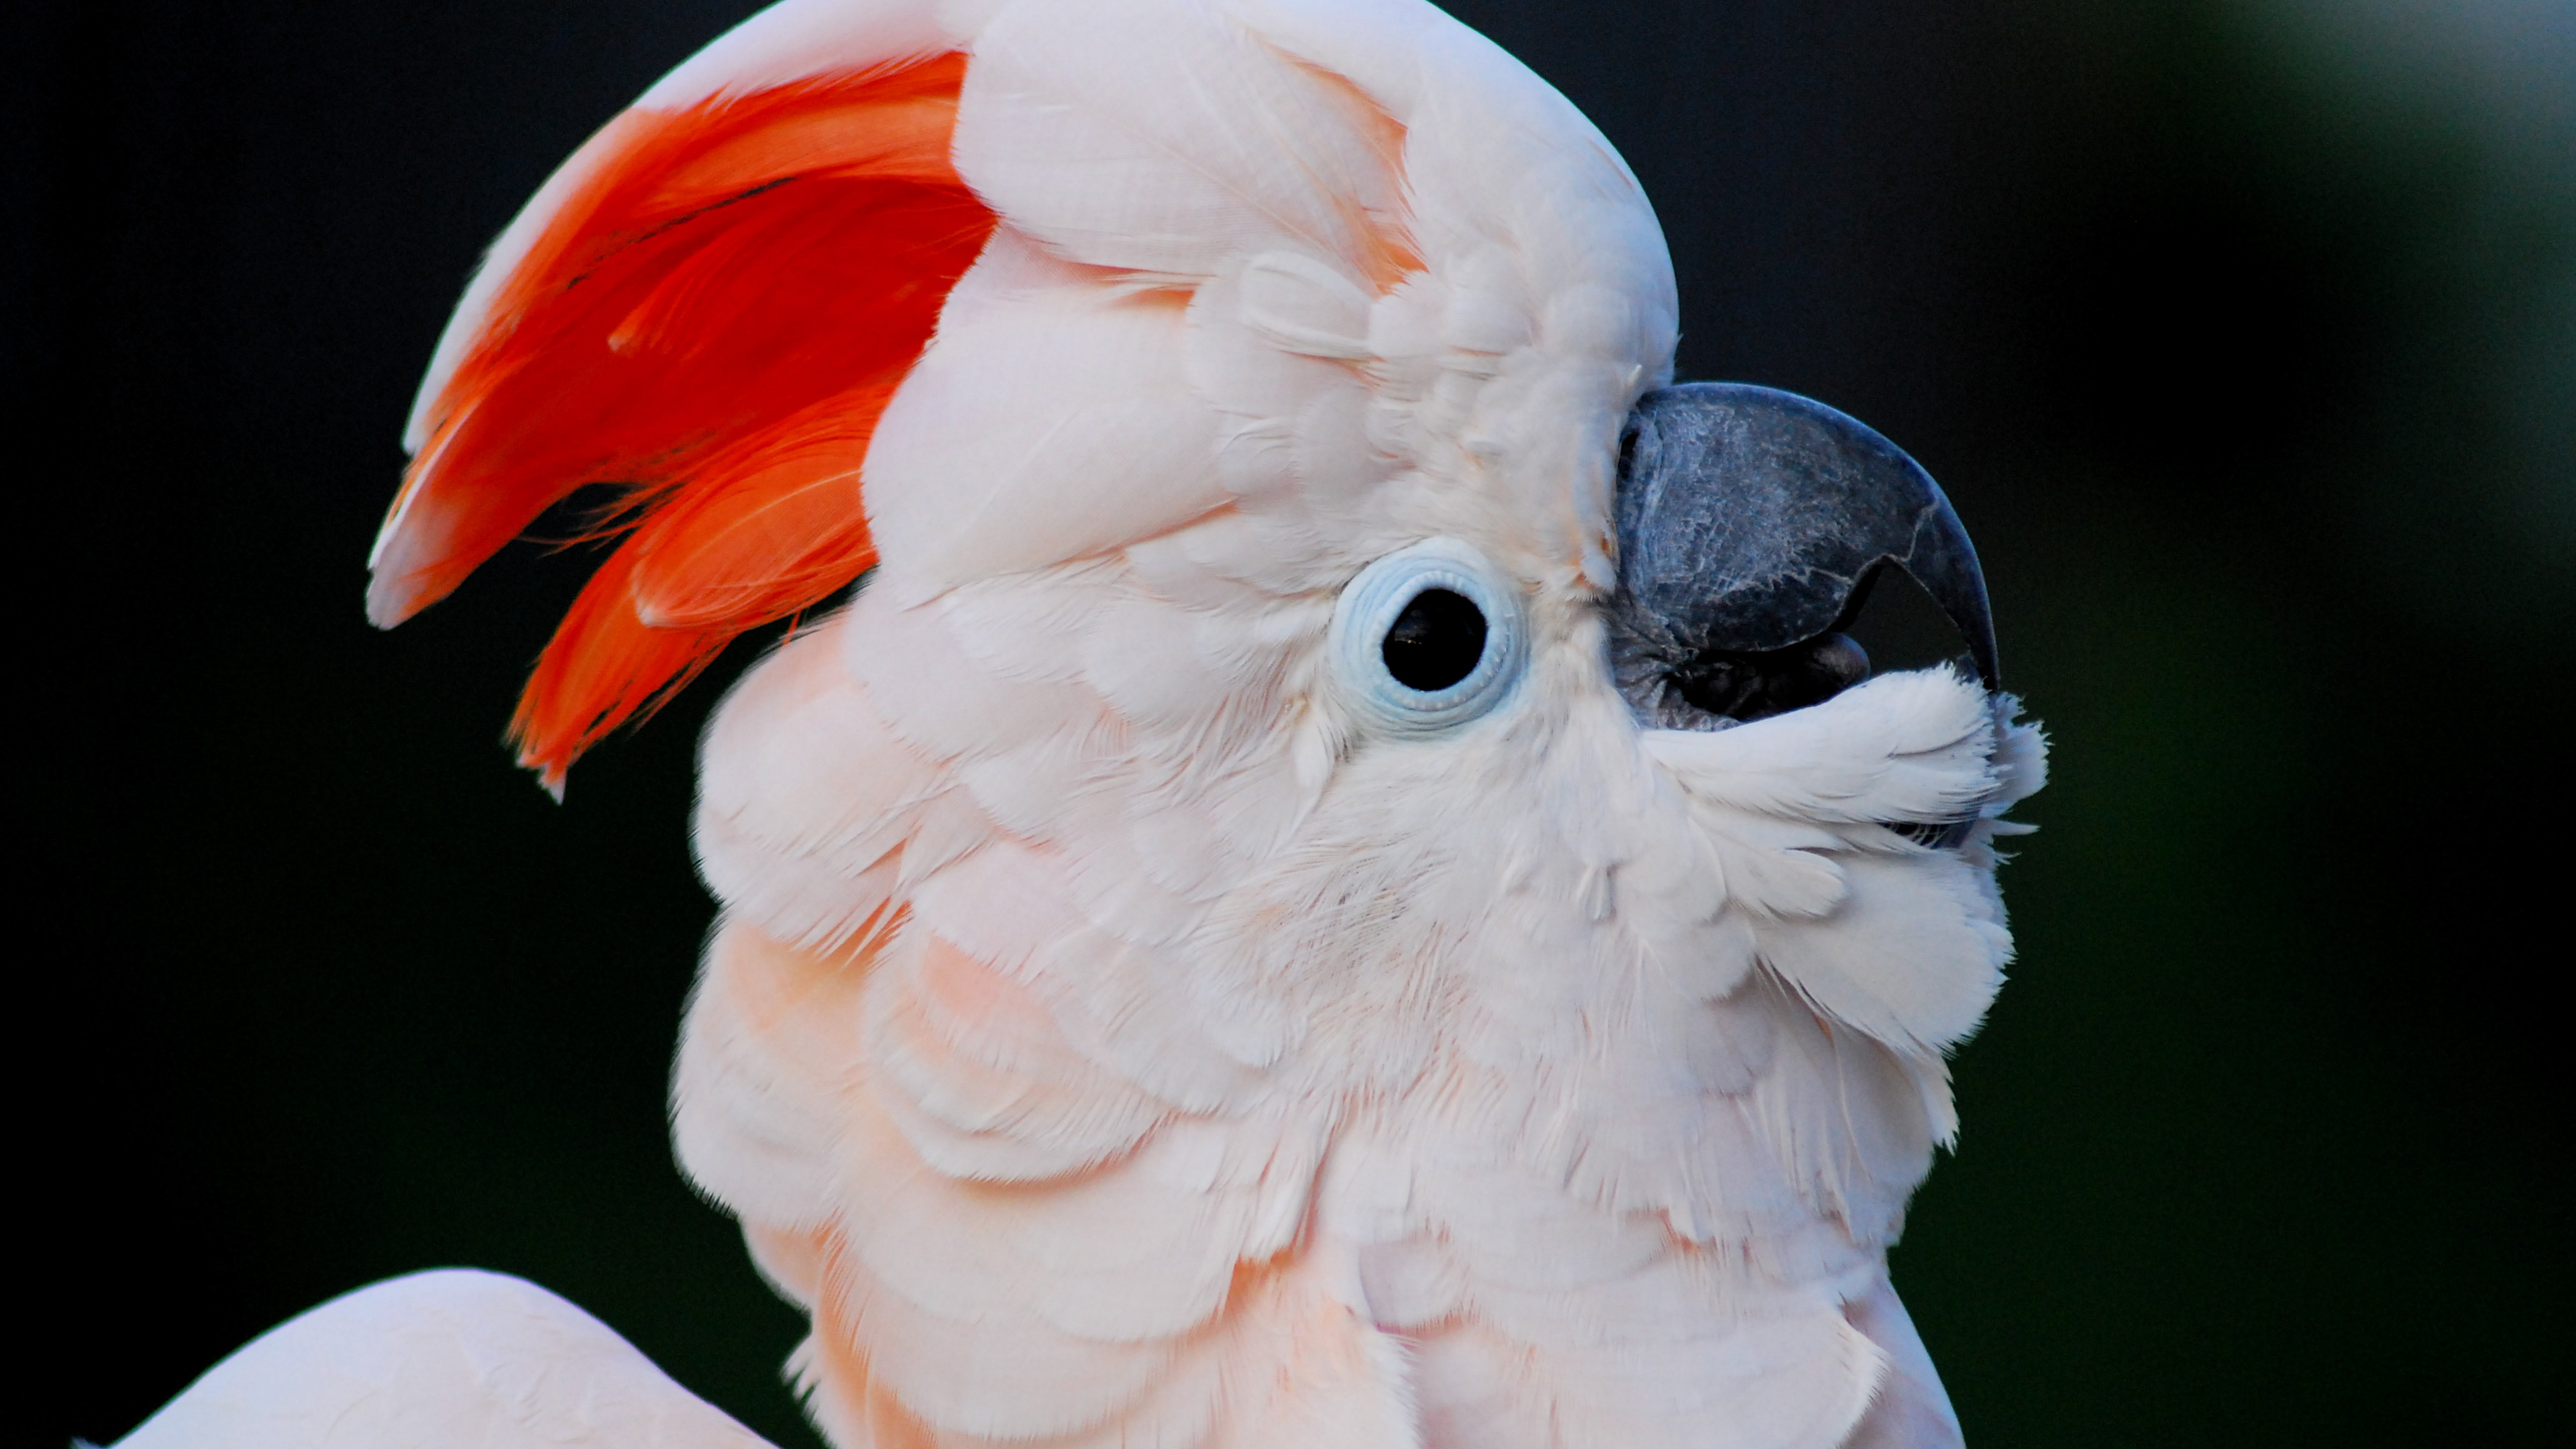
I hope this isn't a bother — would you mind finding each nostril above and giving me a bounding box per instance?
[1671,632,1871,722]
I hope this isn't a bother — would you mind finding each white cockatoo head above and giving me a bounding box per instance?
[370,1,2047,1445]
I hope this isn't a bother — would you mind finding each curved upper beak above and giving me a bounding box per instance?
[1607,382,1996,729]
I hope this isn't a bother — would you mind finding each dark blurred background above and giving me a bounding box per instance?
[19,1,2571,1444]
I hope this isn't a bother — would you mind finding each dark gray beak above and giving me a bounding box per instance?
[1607,382,1997,730]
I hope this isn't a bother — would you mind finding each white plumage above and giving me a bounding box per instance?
[119,1271,767,1449]
[138,1,2047,1444]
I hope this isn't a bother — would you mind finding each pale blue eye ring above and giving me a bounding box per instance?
[1328,539,1528,738]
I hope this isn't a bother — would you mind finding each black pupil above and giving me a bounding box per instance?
[1381,588,1488,692]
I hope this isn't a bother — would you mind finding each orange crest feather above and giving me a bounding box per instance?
[372,54,994,789]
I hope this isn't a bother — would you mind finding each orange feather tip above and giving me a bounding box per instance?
[372,52,995,784]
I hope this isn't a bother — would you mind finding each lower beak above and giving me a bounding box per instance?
[1607,383,1998,730]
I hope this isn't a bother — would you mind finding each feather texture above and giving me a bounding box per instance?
[338,2,2049,1446]
[370,41,993,786]
[119,1271,769,1448]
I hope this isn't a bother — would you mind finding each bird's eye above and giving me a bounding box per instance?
[1330,539,1527,737]
[1383,589,1487,690]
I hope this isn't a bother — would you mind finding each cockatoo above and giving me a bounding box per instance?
[122,0,2045,1445]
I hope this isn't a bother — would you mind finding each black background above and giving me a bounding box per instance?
[21,1,2573,1444]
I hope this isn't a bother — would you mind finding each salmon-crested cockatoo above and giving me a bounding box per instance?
[124,0,2045,1445]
